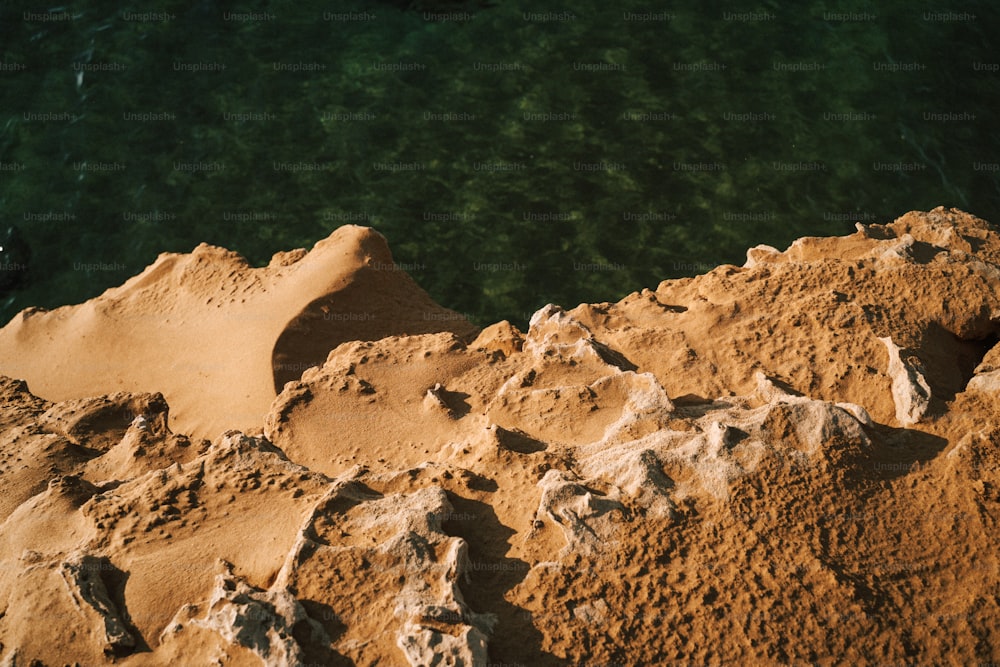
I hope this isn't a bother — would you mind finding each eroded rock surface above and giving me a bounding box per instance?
[0,208,999,665]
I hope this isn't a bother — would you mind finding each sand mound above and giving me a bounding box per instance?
[0,225,477,442]
[1,207,999,665]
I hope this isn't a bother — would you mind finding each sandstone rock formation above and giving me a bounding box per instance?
[0,225,476,441]
[0,207,998,665]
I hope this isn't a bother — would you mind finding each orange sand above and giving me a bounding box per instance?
[0,207,998,665]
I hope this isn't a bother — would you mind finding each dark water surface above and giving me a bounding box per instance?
[1,0,997,327]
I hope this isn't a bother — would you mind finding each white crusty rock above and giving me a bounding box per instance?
[572,598,610,626]
[968,370,1000,393]
[525,304,636,372]
[59,551,135,657]
[395,540,494,667]
[743,244,781,268]
[532,469,627,555]
[880,336,932,425]
[271,475,495,666]
[667,418,763,501]
[397,622,490,667]
[160,560,327,667]
[592,371,675,442]
[966,342,1000,393]
[576,444,676,519]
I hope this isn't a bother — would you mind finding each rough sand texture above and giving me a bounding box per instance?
[0,207,999,665]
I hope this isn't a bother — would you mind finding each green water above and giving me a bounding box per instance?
[1,0,998,328]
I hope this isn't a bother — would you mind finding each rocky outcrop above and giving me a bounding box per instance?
[880,336,933,425]
[0,208,999,665]
[160,561,327,667]
[271,476,496,666]
[59,552,136,657]
[967,342,1000,393]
